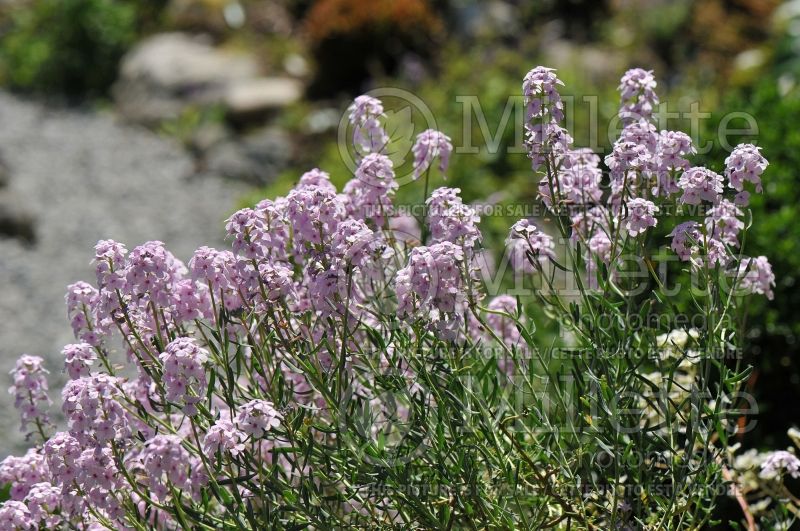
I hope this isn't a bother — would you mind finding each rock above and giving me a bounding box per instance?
[113,32,260,123]
[0,155,9,188]
[0,90,246,456]
[204,128,291,185]
[0,191,35,244]
[223,77,302,123]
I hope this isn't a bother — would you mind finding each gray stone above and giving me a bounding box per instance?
[0,191,35,244]
[0,90,246,456]
[204,127,291,185]
[113,32,260,123]
[223,77,302,122]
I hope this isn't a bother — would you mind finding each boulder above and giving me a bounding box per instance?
[0,191,35,244]
[113,32,260,123]
[203,128,291,185]
[223,77,302,123]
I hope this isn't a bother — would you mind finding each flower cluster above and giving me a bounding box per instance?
[0,68,779,530]
[9,355,51,436]
[396,241,468,340]
[348,95,388,156]
[725,143,768,205]
[159,337,209,414]
[412,129,453,181]
[426,187,481,248]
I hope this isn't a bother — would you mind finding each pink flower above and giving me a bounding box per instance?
[348,95,388,155]
[159,337,209,415]
[235,400,283,438]
[677,167,723,205]
[94,239,128,290]
[43,432,82,486]
[138,434,205,502]
[760,450,800,479]
[203,419,247,458]
[297,168,336,192]
[285,185,345,249]
[24,482,62,527]
[669,222,701,261]
[654,131,695,196]
[0,449,48,501]
[0,501,32,529]
[345,153,398,226]
[396,241,469,340]
[618,68,658,123]
[412,129,453,180]
[9,355,51,435]
[426,188,481,248]
[62,343,97,380]
[725,143,767,195]
[61,374,129,445]
[705,199,744,247]
[739,256,776,300]
[485,295,526,358]
[522,66,565,123]
[506,219,555,271]
[625,198,659,237]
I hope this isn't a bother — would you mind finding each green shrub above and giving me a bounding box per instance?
[0,0,163,96]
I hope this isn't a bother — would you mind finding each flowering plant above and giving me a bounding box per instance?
[0,66,786,529]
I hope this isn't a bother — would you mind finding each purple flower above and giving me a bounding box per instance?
[539,149,603,207]
[705,199,744,247]
[348,95,389,155]
[159,337,209,415]
[9,355,51,436]
[677,167,723,205]
[65,281,104,346]
[139,434,203,502]
[485,295,526,358]
[760,450,800,479]
[389,213,421,243]
[395,241,468,340]
[43,432,82,486]
[94,239,127,290]
[624,198,659,237]
[587,231,613,265]
[522,66,565,123]
[725,143,768,196]
[654,131,695,196]
[669,221,701,261]
[739,256,776,300]
[124,241,186,308]
[426,187,481,248]
[331,219,388,269]
[285,185,345,249]
[203,419,247,458]
[172,278,213,322]
[345,153,398,226]
[74,447,123,516]
[506,219,555,272]
[62,343,97,380]
[526,120,572,173]
[0,501,32,529]
[235,400,283,438]
[298,168,336,192]
[412,129,453,180]
[24,482,62,527]
[605,136,653,204]
[0,449,48,501]
[62,374,129,445]
[189,248,243,312]
[618,68,659,123]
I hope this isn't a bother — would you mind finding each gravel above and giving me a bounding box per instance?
[0,92,248,456]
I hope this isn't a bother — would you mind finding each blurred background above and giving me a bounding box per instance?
[0,0,798,518]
